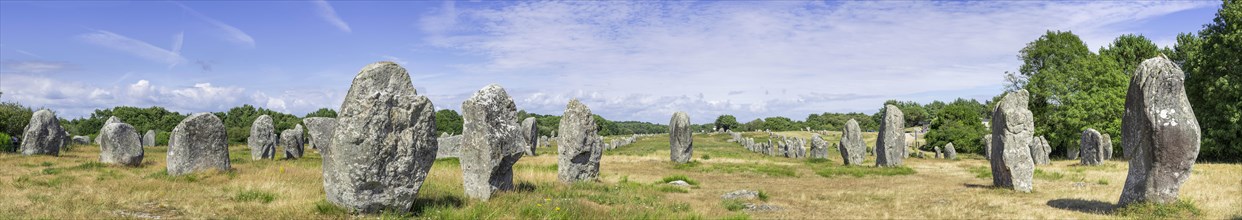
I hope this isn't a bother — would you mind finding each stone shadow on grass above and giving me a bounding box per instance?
[962,183,995,189]
[410,194,466,216]
[1047,198,1115,215]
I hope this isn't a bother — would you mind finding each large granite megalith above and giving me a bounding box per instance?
[989,90,1035,193]
[21,109,66,156]
[99,123,144,166]
[322,61,438,213]
[557,99,602,183]
[167,113,230,175]
[460,84,524,201]
[669,111,693,163]
[248,115,277,160]
[876,105,905,167]
[839,119,866,165]
[281,124,305,159]
[1118,56,1201,206]
[1080,128,1105,166]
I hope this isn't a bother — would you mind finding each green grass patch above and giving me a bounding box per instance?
[234,189,277,203]
[1097,179,1110,185]
[813,165,915,178]
[656,185,689,193]
[434,157,461,166]
[672,161,702,170]
[40,167,63,175]
[757,190,770,202]
[72,162,107,170]
[967,166,992,179]
[313,199,349,215]
[1033,169,1064,181]
[722,199,746,211]
[806,158,832,164]
[40,161,54,167]
[657,174,699,186]
[701,154,712,160]
[1115,200,1202,219]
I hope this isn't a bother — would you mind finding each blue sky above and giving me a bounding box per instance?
[0,1,1222,124]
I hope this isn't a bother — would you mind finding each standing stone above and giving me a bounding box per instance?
[21,109,66,156]
[460,84,524,201]
[166,113,230,176]
[303,117,337,153]
[558,99,602,183]
[934,146,942,159]
[72,135,91,145]
[96,116,123,145]
[1030,136,1050,165]
[839,119,866,165]
[983,134,993,160]
[519,117,538,156]
[436,135,462,159]
[1101,133,1113,160]
[248,115,277,160]
[281,124,305,159]
[323,62,438,213]
[1118,56,1201,206]
[1080,128,1105,166]
[143,130,156,147]
[944,142,958,160]
[99,123,144,166]
[669,111,693,163]
[809,134,828,159]
[876,105,905,167]
[989,90,1035,193]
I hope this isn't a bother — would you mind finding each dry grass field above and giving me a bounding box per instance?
[2,132,1239,219]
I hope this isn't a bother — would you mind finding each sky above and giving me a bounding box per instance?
[0,1,1223,124]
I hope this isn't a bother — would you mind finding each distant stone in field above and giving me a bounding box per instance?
[1080,128,1104,166]
[303,117,337,153]
[721,190,759,200]
[520,117,538,156]
[669,111,693,163]
[1030,136,1051,165]
[322,61,438,213]
[248,115,277,160]
[460,84,524,201]
[1101,133,1113,160]
[983,134,992,161]
[99,123,144,166]
[810,134,828,159]
[1118,55,1201,207]
[989,89,1035,193]
[934,146,942,159]
[96,116,123,145]
[667,180,691,187]
[839,119,866,165]
[944,142,957,160]
[21,109,66,156]
[558,99,603,183]
[143,130,156,147]
[876,104,906,167]
[166,113,230,176]
[281,124,305,159]
[72,135,91,145]
[436,135,462,159]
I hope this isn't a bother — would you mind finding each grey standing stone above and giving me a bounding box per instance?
[983,134,993,160]
[1031,136,1051,165]
[72,135,91,145]
[989,90,1035,193]
[810,134,828,159]
[303,117,337,153]
[934,146,942,159]
[520,117,538,156]
[436,135,462,159]
[143,130,156,147]
[1080,128,1104,166]
[99,123,144,166]
[944,142,957,160]
[669,111,693,163]
[1101,133,1113,160]
[281,124,305,159]
[557,99,602,183]
[876,105,905,167]
[21,109,66,156]
[96,116,123,145]
[460,84,524,201]
[322,62,438,213]
[248,115,277,160]
[839,119,866,165]
[166,113,230,176]
[1118,55,1201,206]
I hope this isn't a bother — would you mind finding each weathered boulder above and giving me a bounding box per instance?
[99,123,144,166]
[520,117,538,156]
[72,135,91,145]
[20,109,66,156]
[809,134,828,159]
[876,105,905,167]
[459,84,524,201]
[96,116,123,145]
[934,146,942,159]
[1031,136,1051,165]
[669,111,693,163]
[1118,56,1201,206]
[248,115,278,160]
[303,117,337,152]
[436,135,462,159]
[721,190,759,200]
[944,142,958,160]
[167,113,230,176]
[989,90,1035,193]
[281,124,305,159]
[557,99,602,183]
[143,130,156,147]
[839,119,866,165]
[983,134,993,160]
[1080,128,1105,166]
[1101,133,1114,160]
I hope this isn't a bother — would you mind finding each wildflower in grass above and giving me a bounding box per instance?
[555,207,561,211]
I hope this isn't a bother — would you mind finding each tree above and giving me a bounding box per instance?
[714,115,740,131]
[1100,34,1161,75]
[925,99,988,154]
[1183,0,1242,162]
[0,101,33,139]
[303,108,337,118]
[435,109,463,135]
[762,117,797,131]
[1020,31,1127,157]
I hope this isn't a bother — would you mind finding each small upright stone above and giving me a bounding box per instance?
[323,62,438,213]
[281,124,305,159]
[167,113,230,176]
[1118,55,1201,206]
[519,117,538,156]
[876,105,906,167]
[1080,128,1104,166]
[143,130,156,147]
[558,99,602,183]
[99,123,144,166]
[248,115,277,160]
[839,119,866,165]
[989,90,1035,193]
[809,134,828,159]
[944,142,958,160]
[303,117,337,153]
[669,111,693,163]
[983,134,993,160]
[72,136,91,145]
[460,84,524,201]
[1101,133,1114,160]
[934,146,942,159]
[20,109,66,156]
[1031,136,1051,165]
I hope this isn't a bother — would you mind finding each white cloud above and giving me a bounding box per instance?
[313,0,352,33]
[77,30,188,67]
[0,60,70,73]
[177,3,256,48]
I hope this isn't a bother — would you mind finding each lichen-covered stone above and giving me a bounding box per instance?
[557,99,602,183]
[669,111,693,163]
[281,124,305,159]
[1118,56,1201,206]
[20,109,66,156]
[167,113,230,176]
[989,90,1035,193]
[248,115,277,160]
[839,119,866,165]
[459,84,524,201]
[876,105,905,167]
[1080,128,1105,166]
[99,123,144,166]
